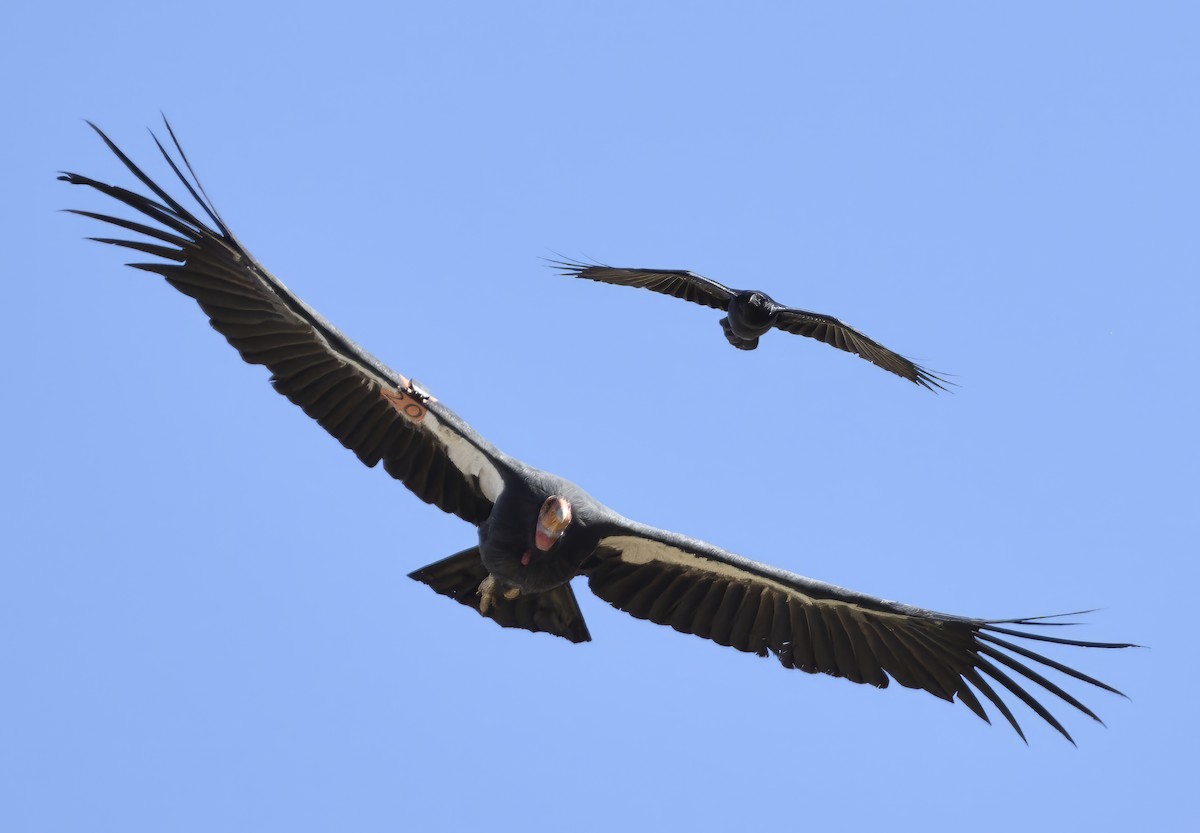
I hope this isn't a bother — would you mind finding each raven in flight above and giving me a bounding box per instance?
[554,260,948,391]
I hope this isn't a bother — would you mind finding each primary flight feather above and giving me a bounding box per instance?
[61,120,1130,743]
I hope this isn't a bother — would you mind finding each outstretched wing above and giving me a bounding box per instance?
[775,306,949,391]
[409,547,591,643]
[551,260,735,312]
[61,120,509,525]
[584,521,1131,743]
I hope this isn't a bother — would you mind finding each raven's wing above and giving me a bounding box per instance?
[774,306,949,391]
[584,520,1131,743]
[61,121,510,525]
[552,260,736,312]
[409,547,591,643]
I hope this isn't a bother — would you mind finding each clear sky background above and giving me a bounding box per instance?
[3,3,1196,831]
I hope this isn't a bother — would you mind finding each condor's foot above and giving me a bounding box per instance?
[477,573,521,614]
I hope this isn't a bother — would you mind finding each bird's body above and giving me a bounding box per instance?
[722,289,779,349]
[62,121,1130,743]
[478,469,605,595]
[554,260,949,390]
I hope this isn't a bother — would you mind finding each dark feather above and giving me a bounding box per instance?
[551,260,735,312]
[61,120,504,525]
[774,307,950,391]
[585,529,1134,742]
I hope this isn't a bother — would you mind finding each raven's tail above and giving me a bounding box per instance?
[720,317,759,350]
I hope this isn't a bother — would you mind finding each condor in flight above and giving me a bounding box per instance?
[553,259,949,391]
[62,121,1129,743]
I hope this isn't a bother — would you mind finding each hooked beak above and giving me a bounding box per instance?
[534,495,573,551]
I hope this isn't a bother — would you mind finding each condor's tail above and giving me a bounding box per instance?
[410,547,591,643]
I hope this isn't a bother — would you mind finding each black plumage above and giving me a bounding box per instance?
[553,260,949,391]
[61,121,1131,743]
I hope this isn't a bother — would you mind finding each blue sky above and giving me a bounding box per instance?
[4,2,1196,830]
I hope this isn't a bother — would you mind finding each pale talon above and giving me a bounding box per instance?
[477,574,498,614]
[477,574,520,614]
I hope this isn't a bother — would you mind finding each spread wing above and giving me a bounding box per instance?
[774,307,949,391]
[409,547,591,643]
[551,260,735,312]
[584,521,1131,743]
[61,120,509,525]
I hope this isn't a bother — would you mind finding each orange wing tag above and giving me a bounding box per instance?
[381,384,428,423]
